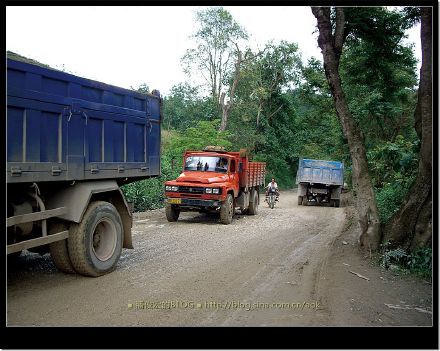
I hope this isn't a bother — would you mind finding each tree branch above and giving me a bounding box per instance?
[268,105,283,119]
[334,7,346,60]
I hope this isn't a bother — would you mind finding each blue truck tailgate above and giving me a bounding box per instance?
[296,158,344,186]
[7,59,161,183]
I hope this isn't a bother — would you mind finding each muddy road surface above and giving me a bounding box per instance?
[7,190,432,326]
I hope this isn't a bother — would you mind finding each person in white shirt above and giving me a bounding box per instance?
[266,178,279,201]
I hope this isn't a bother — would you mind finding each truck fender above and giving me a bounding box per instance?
[46,180,133,249]
[227,188,237,199]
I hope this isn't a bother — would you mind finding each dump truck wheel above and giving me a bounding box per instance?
[298,196,303,206]
[49,222,76,274]
[248,190,259,215]
[166,203,180,222]
[220,194,234,224]
[302,197,308,206]
[68,201,123,277]
[334,199,340,208]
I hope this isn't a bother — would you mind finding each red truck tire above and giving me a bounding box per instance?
[220,194,234,224]
[166,203,180,222]
[248,189,259,215]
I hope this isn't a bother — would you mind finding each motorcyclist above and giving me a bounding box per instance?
[266,178,280,201]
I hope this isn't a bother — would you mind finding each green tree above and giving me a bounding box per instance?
[383,7,432,251]
[166,119,232,160]
[311,6,424,252]
[182,7,248,131]
[162,83,217,131]
[131,83,150,94]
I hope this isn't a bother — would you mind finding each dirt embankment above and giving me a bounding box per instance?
[7,190,432,326]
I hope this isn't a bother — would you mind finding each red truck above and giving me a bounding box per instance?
[164,147,266,224]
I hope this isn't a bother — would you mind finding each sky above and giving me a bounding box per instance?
[6,6,421,97]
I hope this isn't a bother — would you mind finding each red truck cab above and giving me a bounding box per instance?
[164,147,265,224]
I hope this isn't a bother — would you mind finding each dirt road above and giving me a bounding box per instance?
[7,190,432,326]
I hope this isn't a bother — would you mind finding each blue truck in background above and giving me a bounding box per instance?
[7,58,162,276]
[296,158,344,207]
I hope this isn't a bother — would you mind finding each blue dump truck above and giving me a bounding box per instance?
[296,158,344,207]
[7,58,161,276]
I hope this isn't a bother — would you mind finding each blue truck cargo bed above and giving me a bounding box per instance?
[7,58,161,183]
[296,158,344,186]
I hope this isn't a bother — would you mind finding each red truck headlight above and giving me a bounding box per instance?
[206,188,220,194]
[165,185,178,191]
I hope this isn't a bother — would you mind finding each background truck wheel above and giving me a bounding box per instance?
[49,222,76,274]
[166,203,180,222]
[68,201,123,277]
[298,196,303,205]
[334,199,340,208]
[247,190,259,215]
[220,194,234,224]
[302,196,308,206]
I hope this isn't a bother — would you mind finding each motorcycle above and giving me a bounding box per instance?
[266,189,278,209]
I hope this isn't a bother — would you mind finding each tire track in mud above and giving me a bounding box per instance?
[215,209,345,326]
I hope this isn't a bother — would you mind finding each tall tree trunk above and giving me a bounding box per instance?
[312,7,382,251]
[219,46,243,132]
[383,7,432,251]
[219,92,230,131]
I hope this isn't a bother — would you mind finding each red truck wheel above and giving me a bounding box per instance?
[248,190,259,215]
[166,203,180,222]
[220,194,234,224]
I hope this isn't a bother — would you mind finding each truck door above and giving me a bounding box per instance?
[229,159,239,194]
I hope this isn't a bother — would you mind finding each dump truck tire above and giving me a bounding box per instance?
[298,196,303,206]
[49,222,76,274]
[68,201,123,277]
[220,194,234,224]
[166,203,180,222]
[334,199,340,208]
[302,197,308,206]
[248,190,259,215]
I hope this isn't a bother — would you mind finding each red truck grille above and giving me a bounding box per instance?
[178,186,205,194]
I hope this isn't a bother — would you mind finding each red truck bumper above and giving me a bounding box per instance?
[166,197,221,208]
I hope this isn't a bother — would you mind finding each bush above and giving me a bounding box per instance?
[380,247,407,269]
[122,177,166,212]
[121,152,181,212]
[407,247,432,278]
[379,245,432,279]
[375,176,415,223]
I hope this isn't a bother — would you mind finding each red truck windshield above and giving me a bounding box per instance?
[184,156,228,173]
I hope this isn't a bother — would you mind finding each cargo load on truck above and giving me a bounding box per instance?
[296,158,344,207]
[7,57,162,276]
[164,147,266,224]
